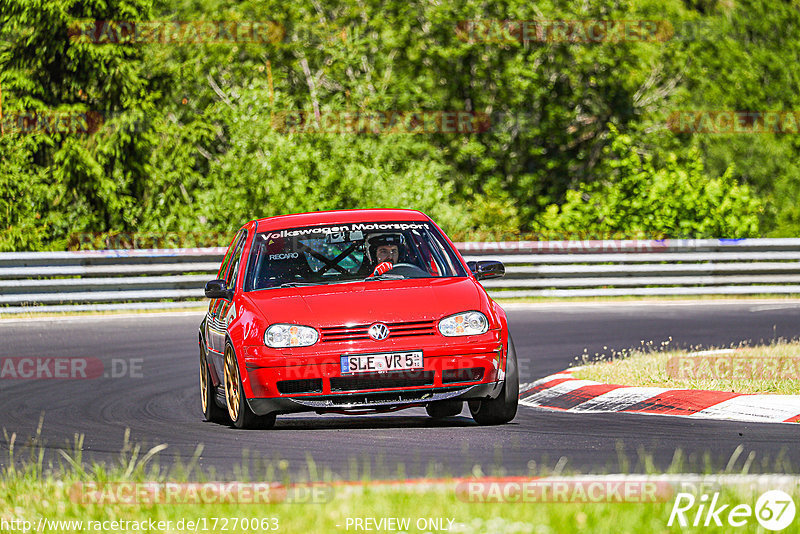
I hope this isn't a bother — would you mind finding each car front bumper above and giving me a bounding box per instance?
[246,380,503,416]
[240,330,506,415]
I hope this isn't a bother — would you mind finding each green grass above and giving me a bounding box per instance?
[2,427,800,533]
[3,295,800,321]
[8,476,800,533]
[492,294,800,304]
[571,341,800,395]
[0,305,208,320]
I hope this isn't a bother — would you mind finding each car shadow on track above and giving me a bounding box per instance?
[274,415,480,431]
[201,414,519,431]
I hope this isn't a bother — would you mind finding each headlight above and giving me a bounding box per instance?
[264,324,319,348]
[438,311,489,337]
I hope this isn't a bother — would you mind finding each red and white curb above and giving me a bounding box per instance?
[519,369,800,424]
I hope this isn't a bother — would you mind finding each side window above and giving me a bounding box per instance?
[425,228,466,276]
[225,230,247,289]
[217,232,240,280]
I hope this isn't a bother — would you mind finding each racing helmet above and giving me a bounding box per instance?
[365,233,406,264]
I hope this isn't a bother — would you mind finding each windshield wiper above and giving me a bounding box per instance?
[279,282,321,288]
[364,274,406,281]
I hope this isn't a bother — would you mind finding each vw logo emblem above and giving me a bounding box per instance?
[368,323,389,341]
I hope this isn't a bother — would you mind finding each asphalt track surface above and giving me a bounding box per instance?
[1,300,799,479]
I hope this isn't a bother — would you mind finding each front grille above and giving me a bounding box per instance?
[330,370,435,391]
[442,367,484,384]
[277,378,323,394]
[320,320,436,343]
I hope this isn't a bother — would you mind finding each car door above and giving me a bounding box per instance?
[206,229,247,374]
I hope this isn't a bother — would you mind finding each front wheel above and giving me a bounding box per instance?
[468,336,519,425]
[224,343,276,429]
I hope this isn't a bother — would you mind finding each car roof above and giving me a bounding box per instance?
[250,208,430,232]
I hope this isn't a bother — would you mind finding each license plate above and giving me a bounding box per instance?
[340,351,423,374]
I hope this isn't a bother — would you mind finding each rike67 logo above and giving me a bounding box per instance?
[668,490,796,531]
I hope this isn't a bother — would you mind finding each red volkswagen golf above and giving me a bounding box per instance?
[199,209,518,428]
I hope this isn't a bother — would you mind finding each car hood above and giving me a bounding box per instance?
[244,277,484,327]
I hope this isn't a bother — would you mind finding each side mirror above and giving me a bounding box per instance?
[469,260,505,281]
[204,279,232,299]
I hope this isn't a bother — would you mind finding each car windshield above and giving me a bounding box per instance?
[244,221,467,291]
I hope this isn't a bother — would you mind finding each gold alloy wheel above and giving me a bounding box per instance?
[199,348,209,413]
[224,346,241,422]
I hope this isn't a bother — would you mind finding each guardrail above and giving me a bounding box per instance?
[2,238,800,313]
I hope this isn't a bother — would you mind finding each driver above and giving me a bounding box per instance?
[376,243,399,264]
[365,233,406,275]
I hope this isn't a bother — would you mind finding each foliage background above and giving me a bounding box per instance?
[1,0,796,250]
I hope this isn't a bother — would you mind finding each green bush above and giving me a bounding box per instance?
[535,126,762,239]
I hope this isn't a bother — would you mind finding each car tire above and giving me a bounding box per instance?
[425,400,463,419]
[224,343,276,430]
[468,335,519,425]
[199,343,229,424]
